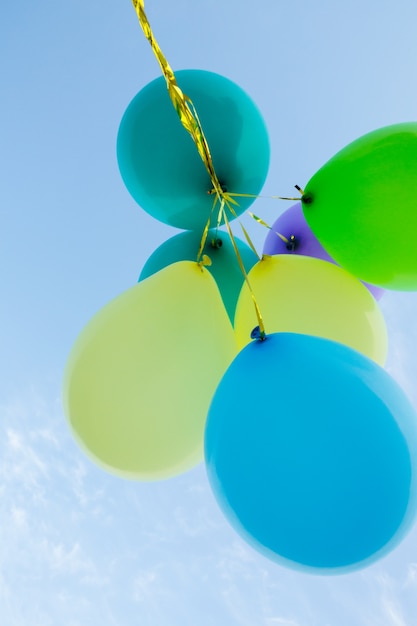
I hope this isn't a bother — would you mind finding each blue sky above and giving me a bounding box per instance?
[1,0,417,624]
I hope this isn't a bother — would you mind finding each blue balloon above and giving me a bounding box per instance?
[205,333,417,574]
[139,230,258,324]
[117,69,270,231]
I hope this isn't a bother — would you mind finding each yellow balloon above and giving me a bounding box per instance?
[234,255,388,365]
[63,261,237,480]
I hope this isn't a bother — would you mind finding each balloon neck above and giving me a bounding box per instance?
[210,237,223,249]
[301,192,313,205]
[285,235,297,252]
[250,326,267,342]
[198,254,212,269]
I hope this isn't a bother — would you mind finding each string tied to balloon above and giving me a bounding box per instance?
[285,235,297,252]
[296,185,314,207]
[246,185,305,250]
[132,0,235,215]
[210,237,223,249]
[132,0,273,338]
[194,196,265,339]
[250,326,267,341]
[248,211,298,251]
[227,191,302,202]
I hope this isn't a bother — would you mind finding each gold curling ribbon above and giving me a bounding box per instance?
[238,222,262,261]
[229,192,301,202]
[220,207,266,339]
[132,0,266,338]
[196,195,218,264]
[248,212,290,245]
[132,0,229,205]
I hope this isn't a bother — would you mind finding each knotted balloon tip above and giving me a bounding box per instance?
[285,235,297,252]
[250,326,267,341]
[301,192,313,205]
[198,254,212,270]
[210,237,223,249]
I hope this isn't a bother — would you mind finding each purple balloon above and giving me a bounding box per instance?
[263,203,384,300]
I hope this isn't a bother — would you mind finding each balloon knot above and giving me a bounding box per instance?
[302,192,313,205]
[210,237,223,249]
[250,326,267,341]
[198,254,212,269]
[285,235,297,252]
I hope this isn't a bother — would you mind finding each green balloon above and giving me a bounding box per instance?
[139,230,258,324]
[302,123,417,290]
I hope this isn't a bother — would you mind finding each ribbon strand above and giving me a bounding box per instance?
[132,0,227,207]
[132,0,266,338]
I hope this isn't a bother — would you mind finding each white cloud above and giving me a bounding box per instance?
[11,506,27,529]
[1,383,417,626]
[266,617,299,626]
[46,540,88,574]
[381,598,408,626]
[132,569,158,602]
[405,562,417,586]
[6,428,48,479]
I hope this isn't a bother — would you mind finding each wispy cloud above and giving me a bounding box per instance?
[132,569,158,602]
[405,562,417,586]
[381,597,408,626]
[266,617,300,626]
[0,382,417,626]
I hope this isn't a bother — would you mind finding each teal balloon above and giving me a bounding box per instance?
[139,230,258,324]
[117,69,270,231]
[205,333,417,574]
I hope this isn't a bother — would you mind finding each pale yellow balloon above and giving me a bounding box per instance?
[234,255,387,364]
[63,261,237,480]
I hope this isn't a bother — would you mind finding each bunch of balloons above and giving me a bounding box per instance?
[63,68,417,575]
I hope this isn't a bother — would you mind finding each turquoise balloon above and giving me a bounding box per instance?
[139,230,258,324]
[205,333,417,574]
[117,69,270,231]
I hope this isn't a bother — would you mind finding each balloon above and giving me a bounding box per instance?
[205,332,417,573]
[263,202,384,300]
[139,230,258,324]
[63,262,237,481]
[234,255,387,365]
[301,122,417,290]
[117,69,270,231]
